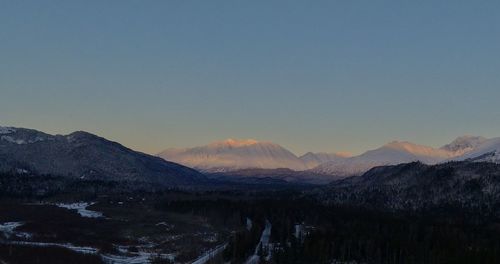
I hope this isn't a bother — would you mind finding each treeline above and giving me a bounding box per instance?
[0,171,169,200]
[3,170,500,263]
[272,210,500,264]
[159,195,500,264]
[0,244,103,264]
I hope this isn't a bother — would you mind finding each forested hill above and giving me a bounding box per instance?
[311,161,500,216]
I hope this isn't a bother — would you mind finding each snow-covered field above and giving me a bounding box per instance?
[56,202,104,218]
[0,222,23,238]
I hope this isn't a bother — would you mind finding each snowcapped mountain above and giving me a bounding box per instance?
[453,137,500,163]
[158,139,309,172]
[157,135,495,177]
[312,141,459,176]
[440,135,488,156]
[299,152,351,169]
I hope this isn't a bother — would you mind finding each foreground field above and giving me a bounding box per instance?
[2,188,500,264]
[0,192,239,264]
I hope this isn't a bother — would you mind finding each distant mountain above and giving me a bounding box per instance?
[157,136,493,178]
[0,126,205,186]
[158,139,309,172]
[310,161,500,215]
[453,137,500,163]
[440,135,488,155]
[299,152,351,169]
[312,141,459,176]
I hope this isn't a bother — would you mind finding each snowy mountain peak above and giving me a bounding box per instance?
[453,137,500,163]
[211,138,260,147]
[158,139,308,172]
[441,135,488,155]
[312,140,458,177]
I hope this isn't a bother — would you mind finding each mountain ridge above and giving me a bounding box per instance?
[310,161,500,215]
[311,136,491,177]
[0,126,206,186]
[157,135,498,179]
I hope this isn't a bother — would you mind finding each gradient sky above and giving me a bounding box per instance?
[1,1,500,155]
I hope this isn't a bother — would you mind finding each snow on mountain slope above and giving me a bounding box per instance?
[158,139,309,172]
[0,126,205,186]
[299,152,351,168]
[440,135,488,156]
[312,141,457,176]
[158,136,491,176]
[0,126,16,134]
[453,137,500,163]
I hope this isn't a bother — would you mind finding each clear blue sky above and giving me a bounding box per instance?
[1,1,499,155]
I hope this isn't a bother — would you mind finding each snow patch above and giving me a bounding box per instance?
[0,222,23,238]
[29,136,46,143]
[0,126,15,134]
[56,202,104,218]
[246,218,253,231]
[0,135,45,145]
[1,135,26,144]
[294,224,303,239]
[15,168,29,174]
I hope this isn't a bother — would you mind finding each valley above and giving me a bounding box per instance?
[2,164,500,264]
[3,1,499,263]
[1,127,500,263]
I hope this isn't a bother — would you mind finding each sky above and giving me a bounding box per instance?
[1,1,500,155]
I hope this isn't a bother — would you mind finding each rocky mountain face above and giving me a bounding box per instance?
[311,161,500,215]
[158,139,310,172]
[0,126,205,186]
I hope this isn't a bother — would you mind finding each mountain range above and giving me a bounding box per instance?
[158,135,500,179]
[3,125,500,186]
[311,136,489,176]
[0,126,205,186]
